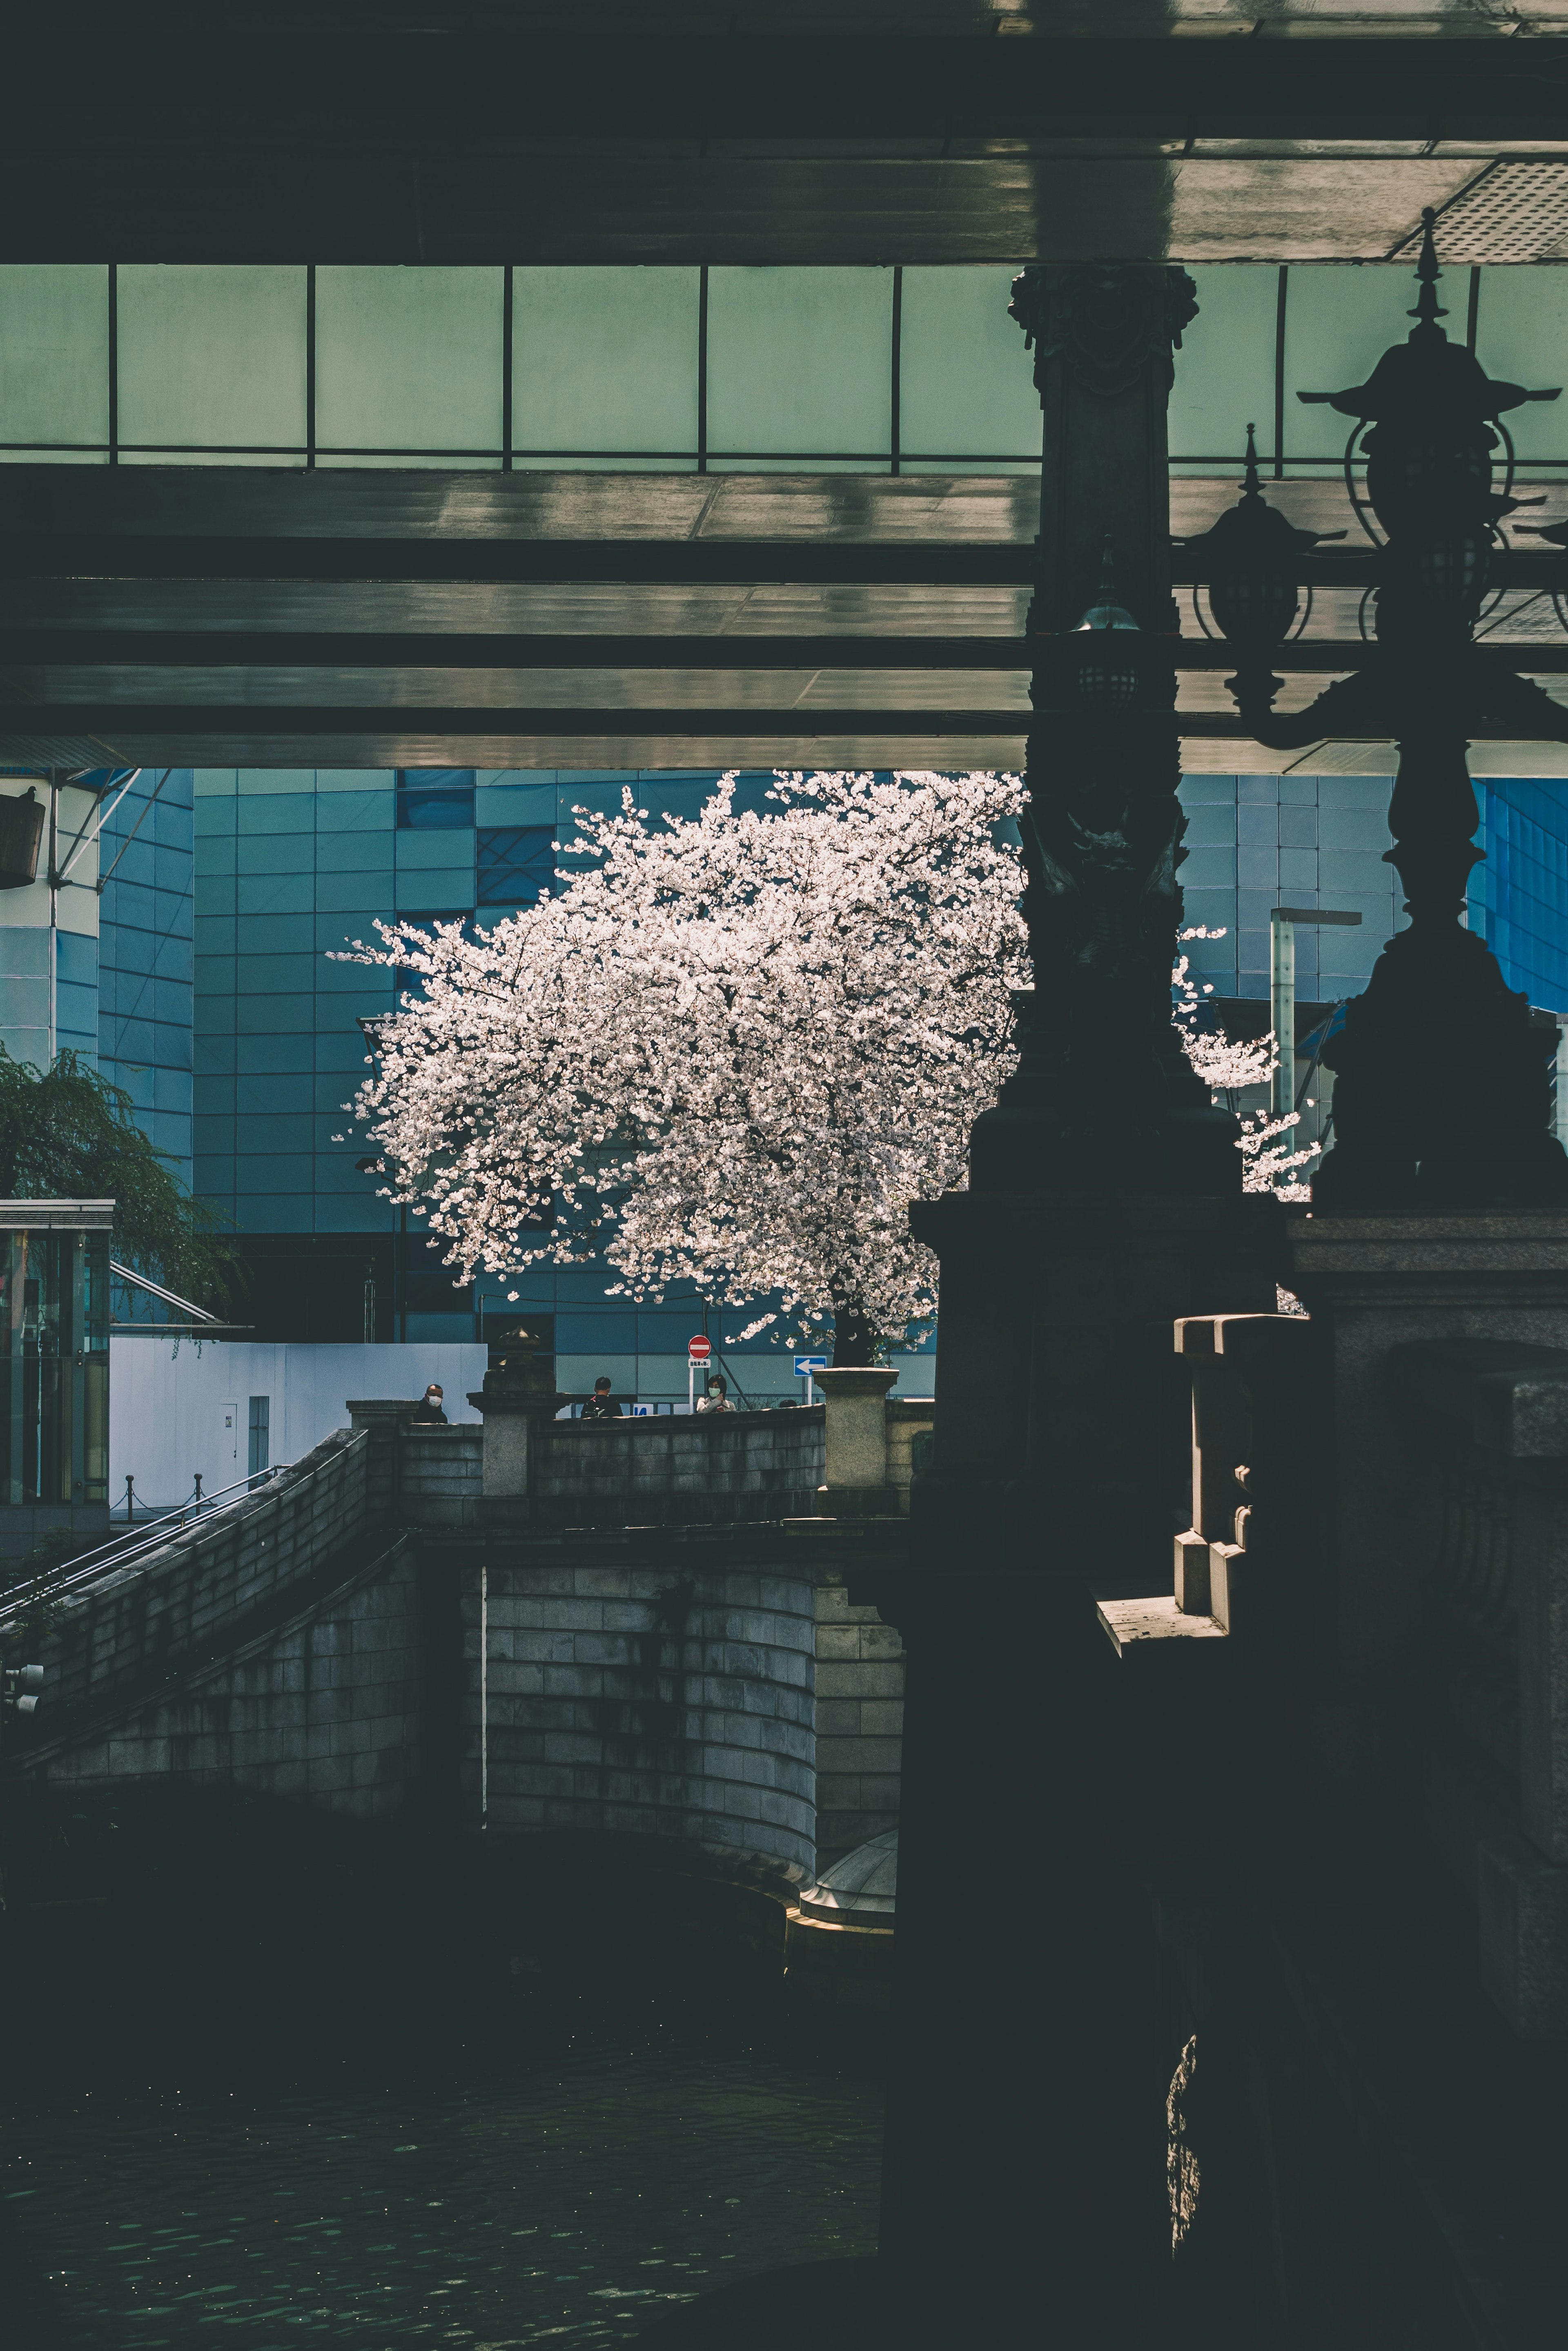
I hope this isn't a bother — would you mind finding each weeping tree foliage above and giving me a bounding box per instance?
[0,1050,233,1310]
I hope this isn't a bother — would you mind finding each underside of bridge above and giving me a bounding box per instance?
[9,2,1568,774]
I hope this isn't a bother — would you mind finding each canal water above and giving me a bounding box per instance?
[0,1793,884,2350]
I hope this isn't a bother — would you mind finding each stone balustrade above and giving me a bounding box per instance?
[1386,1340,1568,2038]
[32,1427,372,1729]
[9,1390,920,1872]
[347,1391,935,1532]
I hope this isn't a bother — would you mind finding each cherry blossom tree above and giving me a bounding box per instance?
[1173,927,1319,1199]
[342,770,1029,1367]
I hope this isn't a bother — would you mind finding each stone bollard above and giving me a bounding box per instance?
[815,1367,900,1518]
[347,1399,421,1519]
[468,1329,566,1508]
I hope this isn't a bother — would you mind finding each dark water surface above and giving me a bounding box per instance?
[0,1795,883,2349]
[2,2026,881,2348]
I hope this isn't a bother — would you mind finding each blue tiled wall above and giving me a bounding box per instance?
[194,767,396,1238]
[99,767,195,1181]
[1468,778,1568,1015]
[1178,773,1405,1003]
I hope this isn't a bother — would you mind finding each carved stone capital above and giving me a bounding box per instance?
[1009,263,1199,404]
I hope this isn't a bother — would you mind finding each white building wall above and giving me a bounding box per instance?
[109,1338,488,1511]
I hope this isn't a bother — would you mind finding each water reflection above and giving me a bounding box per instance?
[0,1794,881,2349]
[3,2027,881,2347]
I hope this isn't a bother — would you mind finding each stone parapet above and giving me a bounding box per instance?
[815,1367,899,1517]
[33,1428,371,1729]
[910,1184,1281,1575]
[448,1518,910,1879]
[1289,1212,1568,1307]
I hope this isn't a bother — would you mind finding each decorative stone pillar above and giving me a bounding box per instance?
[813,1367,899,1518]
[1290,1218,1568,2041]
[346,1397,419,1521]
[466,1330,564,1510]
[970,262,1236,1196]
[864,269,1299,2351]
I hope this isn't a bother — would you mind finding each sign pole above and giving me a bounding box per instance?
[1271,906,1364,1121]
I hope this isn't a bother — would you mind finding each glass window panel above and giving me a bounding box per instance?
[396,770,476,829]
[0,264,108,452]
[477,825,555,906]
[898,266,1041,463]
[513,266,698,459]
[1468,268,1568,465]
[707,268,892,459]
[118,266,306,455]
[1169,266,1278,471]
[1283,266,1419,466]
[315,267,503,458]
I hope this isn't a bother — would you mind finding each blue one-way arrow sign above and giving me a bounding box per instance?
[793,1354,829,1375]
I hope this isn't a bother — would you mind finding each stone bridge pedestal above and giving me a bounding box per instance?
[866,1188,1281,2349]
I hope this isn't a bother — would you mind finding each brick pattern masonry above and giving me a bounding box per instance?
[14,1414,913,1872]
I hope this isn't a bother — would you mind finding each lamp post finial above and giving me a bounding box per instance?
[1410,206,1448,332]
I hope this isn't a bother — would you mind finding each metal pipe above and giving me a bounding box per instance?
[1270,911,1295,1118]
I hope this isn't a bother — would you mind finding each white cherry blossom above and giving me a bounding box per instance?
[1173,928,1320,1199]
[341,771,1029,1365]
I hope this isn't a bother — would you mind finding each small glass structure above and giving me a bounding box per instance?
[0,1202,111,1509]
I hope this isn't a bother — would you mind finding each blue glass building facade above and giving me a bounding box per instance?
[2,760,1564,1392]
[1176,772,1407,1005]
[1468,778,1568,1017]
[98,767,195,1183]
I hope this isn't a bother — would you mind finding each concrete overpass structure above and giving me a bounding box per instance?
[9,4,1568,776]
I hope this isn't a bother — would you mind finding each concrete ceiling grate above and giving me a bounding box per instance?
[1391,163,1568,264]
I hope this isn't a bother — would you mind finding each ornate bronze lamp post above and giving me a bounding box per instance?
[971,264,1238,1195]
[1182,211,1568,1209]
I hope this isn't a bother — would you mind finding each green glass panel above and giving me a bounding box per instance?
[707,268,892,459]
[1283,265,1417,466]
[1468,268,1568,464]
[120,260,305,453]
[898,266,1041,462]
[315,266,504,458]
[0,264,108,451]
[513,266,698,459]
[1169,266,1278,470]
[236,767,320,794]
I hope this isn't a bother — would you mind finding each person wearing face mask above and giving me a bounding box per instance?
[411,1382,448,1424]
[696,1374,732,1414]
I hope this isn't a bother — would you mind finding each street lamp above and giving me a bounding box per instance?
[1180,210,1568,1211]
[971,522,1242,1194]
[1069,537,1146,711]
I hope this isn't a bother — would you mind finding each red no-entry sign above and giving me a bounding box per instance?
[688,1334,712,1364]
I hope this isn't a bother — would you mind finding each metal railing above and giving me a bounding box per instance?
[0,1464,288,1633]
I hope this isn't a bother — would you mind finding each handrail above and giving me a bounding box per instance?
[0,1462,292,1631]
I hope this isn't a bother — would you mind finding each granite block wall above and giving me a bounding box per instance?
[37,1538,423,1818]
[398,1425,483,1523]
[35,1428,371,1728]
[17,1426,911,1874]
[469,1535,819,1872]
[529,1409,826,1528]
[813,1573,906,1864]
